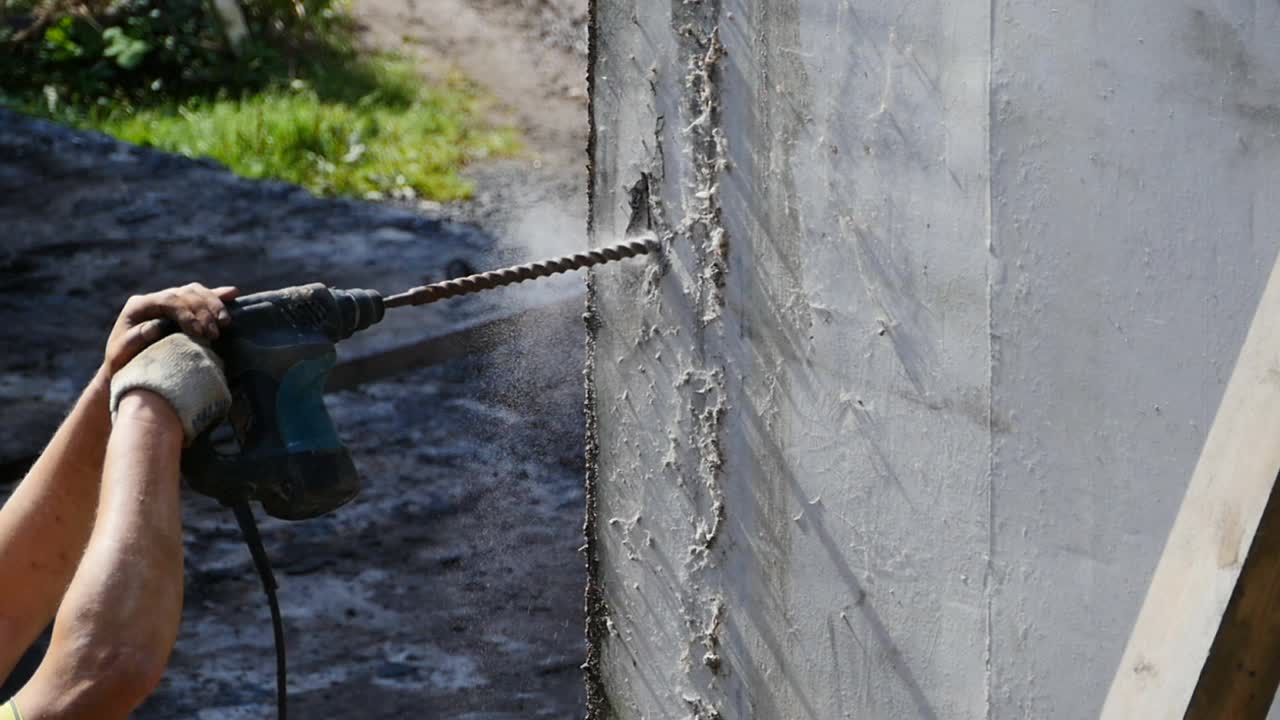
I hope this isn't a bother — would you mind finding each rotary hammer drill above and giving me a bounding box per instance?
[182,237,656,520]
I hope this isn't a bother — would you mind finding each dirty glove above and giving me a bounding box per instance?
[109,333,232,444]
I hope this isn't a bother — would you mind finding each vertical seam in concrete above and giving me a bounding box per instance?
[581,1,613,717]
[982,0,997,717]
[585,0,597,239]
[582,284,611,720]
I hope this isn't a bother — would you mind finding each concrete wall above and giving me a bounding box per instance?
[584,1,1280,718]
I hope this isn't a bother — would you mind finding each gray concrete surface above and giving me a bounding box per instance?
[585,1,1280,718]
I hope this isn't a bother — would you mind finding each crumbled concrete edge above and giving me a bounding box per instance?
[581,0,614,716]
[671,7,731,715]
[678,20,729,321]
[676,8,729,564]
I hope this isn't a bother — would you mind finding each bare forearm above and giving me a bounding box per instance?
[0,284,235,714]
[17,392,185,718]
[63,391,184,646]
[0,368,112,674]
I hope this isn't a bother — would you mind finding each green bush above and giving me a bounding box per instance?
[0,0,351,104]
[0,1,520,201]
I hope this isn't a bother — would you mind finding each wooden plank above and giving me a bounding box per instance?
[1184,473,1280,719]
[1101,254,1280,719]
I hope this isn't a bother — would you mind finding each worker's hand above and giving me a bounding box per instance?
[103,284,239,377]
[109,334,233,444]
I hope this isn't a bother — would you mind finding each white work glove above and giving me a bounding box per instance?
[109,333,232,444]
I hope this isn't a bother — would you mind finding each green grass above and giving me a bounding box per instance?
[9,56,519,202]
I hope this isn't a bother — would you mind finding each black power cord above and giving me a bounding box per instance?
[232,501,288,720]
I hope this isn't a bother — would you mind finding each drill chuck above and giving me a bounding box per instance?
[332,288,385,339]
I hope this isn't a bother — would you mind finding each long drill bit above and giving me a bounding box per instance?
[383,237,660,308]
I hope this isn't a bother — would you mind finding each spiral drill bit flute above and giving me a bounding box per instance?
[384,236,660,308]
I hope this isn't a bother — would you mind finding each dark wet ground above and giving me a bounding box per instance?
[0,110,588,718]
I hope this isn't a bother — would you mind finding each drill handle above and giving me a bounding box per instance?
[181,344,362,520]
[176,284,381,520]
[182,433,255,501]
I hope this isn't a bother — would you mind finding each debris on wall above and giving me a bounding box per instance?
[583,0,736,716]
[678,25,729,317]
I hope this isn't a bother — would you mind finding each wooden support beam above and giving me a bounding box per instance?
[1102,254,1280,719]
[1184,476,1280,718]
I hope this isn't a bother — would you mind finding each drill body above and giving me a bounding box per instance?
[178,238,658,521]
[182,284,385,520]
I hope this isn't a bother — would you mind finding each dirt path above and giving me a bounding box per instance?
[352,0,587,171]
[350,0,590,258]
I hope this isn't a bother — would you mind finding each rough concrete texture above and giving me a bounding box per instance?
[586,1,1280,718]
